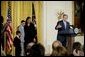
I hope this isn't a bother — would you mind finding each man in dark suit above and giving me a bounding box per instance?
[13,31,21,56]
[55,14,70,47]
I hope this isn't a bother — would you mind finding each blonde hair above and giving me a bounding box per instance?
[51,46,68,56]
[52,40,62,50]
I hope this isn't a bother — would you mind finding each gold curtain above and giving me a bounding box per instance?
[11,1,32,55]
[1,1,32,56]
[11,1,32,38]
[1,1,43,56]
[1,1,43,55]
[1,1,32,38]
[33,1,43,44]
[1,1,8,24]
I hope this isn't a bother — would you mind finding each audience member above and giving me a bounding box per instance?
[29,43,45,56]
[51,40,68,56]
[72,42,84,56]
[25,42,35,56]
[52,40,62,50]
[51,46,68,56]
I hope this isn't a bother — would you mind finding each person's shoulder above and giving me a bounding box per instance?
[14,37,17,40]
[66,21,70,24]
[18,25,22,28]
[30,22,34,25]
[30,23,35,26]
[58,20,63,23]
[14,36,18,40]
[17,25,21,29]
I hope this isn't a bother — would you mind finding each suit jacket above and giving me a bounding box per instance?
[55,20,70,35]
[24,23,36,44]
[18,25,25,43]
[13,36,21,49]
[13,36,21,56]
[55,20,70,43]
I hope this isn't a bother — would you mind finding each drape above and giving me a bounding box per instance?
[1,1,32,56]
[34,1,43,44]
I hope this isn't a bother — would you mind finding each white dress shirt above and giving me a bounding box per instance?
[63,20,67,29]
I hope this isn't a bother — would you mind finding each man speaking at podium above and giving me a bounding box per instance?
[55,14,70,47]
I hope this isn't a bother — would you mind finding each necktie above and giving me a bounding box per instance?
[63,21,67,29]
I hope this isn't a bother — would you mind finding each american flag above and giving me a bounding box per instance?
[5,1,13,55]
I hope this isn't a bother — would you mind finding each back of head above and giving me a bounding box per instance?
[30,43,45,56]
[51,46,68,56]
[73,42,81,50]
[26,42,35,49]
[52,40,62,50]
[16,31,21,35]
[21,20,25,23]
[1,16,4,23]
[25,16,31,25]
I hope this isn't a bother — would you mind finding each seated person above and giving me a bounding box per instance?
[52,40,62,50]
[29,43,45,56]
[51,46,68,56]
[51,40,68,56]
[25,42,35,56]
[72,42,84,56]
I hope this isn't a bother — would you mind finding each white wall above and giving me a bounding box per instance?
[42,1,74,55]
[75,36,84,45]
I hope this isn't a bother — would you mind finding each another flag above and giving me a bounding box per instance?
[32,2,37,43]
[32,2,36,25]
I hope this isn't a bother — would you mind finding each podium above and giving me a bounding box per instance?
[66,36,74,55]
[58,28,77,55]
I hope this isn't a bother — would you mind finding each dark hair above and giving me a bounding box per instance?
[1,16,4,23]
[30,43,45,56]
[73,42,81,50]
[63,14,68,17]
[25,16,31,25]
[7,19,12,22]
[21,20,25,23]
[16,31,21,35]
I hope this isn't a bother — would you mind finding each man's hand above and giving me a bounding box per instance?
[33,38,36,42]
[57,24,62,28]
